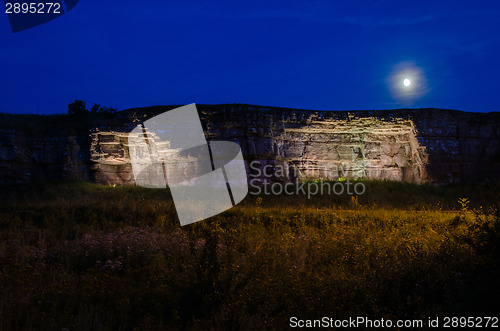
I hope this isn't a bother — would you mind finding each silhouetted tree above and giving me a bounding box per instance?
[68,100,88,117]
[90,103,117,114]
[91,103,101,114]
[100,105,118,114]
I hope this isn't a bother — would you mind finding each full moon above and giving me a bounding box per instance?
[387,62,428,105]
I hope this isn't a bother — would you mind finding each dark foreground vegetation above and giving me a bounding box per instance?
[0,181,499,330]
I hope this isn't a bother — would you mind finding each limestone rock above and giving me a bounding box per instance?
[1,106,499,185]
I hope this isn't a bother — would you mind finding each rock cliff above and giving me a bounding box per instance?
[1,105,499,185]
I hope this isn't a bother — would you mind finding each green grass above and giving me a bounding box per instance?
[0,181,499,330]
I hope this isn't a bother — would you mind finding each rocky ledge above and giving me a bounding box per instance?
[1,105,499,185]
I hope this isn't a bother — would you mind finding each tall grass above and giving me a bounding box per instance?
[0,181,498,330]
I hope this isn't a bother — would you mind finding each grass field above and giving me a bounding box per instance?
[0,181,499,330]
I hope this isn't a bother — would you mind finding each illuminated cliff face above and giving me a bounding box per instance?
[199,106,500,185]
[0,105,499,186]
[266,116,428,183]
[90,115,429,185]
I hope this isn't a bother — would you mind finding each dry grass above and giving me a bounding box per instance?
[0,181,499,330]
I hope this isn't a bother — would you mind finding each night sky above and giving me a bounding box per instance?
[1,0,499,114]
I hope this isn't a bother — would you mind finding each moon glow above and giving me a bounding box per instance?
[387,62,429,105]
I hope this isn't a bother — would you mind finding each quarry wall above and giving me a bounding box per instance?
[1,105,499,185]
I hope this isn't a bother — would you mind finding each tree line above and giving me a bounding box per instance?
[67,99,118,118]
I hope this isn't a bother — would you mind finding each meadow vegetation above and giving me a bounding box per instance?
[0,180,499,330]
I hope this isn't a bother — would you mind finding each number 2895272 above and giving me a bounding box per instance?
[5,2,62,14]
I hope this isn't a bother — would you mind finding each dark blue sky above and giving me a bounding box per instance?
[1,0,499,114]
